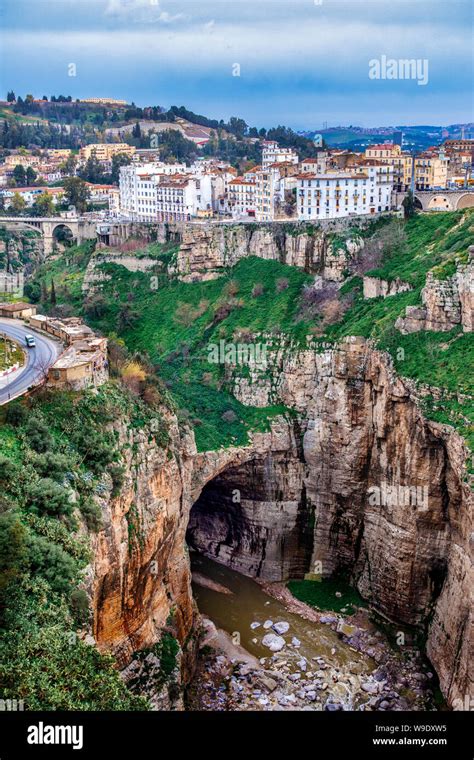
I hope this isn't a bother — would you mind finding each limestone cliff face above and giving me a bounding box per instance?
[396,262,474,334]
[87,339,471,709]
[224,337,472,707]
[89,411,197,667]
[173,223,365,283]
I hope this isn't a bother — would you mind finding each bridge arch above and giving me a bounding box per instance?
[456,192,474,210]
[51,222,75,246]
[426,195,453,211]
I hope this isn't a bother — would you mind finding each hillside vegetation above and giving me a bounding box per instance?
[0,384,166,709]
[23,210,474,458]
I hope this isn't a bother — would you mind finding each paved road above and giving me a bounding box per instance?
[0,319,62,405]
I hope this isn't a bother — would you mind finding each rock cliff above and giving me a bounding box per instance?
[88,339,472,709]
[396,262,474,334]
[173,223,364,283]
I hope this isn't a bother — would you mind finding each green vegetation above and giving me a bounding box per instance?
[0,383,167,710]
[23,211,474,459]
[0,338,24,371]
[84,253,310,450]
[127,632,180,699]
[287,578,367,615]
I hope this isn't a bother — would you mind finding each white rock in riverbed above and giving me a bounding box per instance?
[291,637,301,647]
[250,622,261,630]
[263,620,273,629]
[262,633,286,652]
[272,621,290,635]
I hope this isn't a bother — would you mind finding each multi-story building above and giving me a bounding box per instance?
[296,165,392,221]
[365,143,402,161]
[414,153,449,190]
[300,155,330,174]
[1,186,64,208]
[4,153,41,169]
[254,166,283,221]
[79,143,136,163]
[80,98,128,106]
[227,178,257,218]
[155,174,212,221]
[119,163,213,221]
[262,140,299,169]
[364,144,412,191]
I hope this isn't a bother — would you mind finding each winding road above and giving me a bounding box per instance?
[0,319,62,405]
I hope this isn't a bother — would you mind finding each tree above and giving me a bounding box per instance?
[9,192,26,214]
[63,176,90,213]
[12,165,26,185]
[26,166,37,185]
[227,117,248,139]
[132,122,141,139]
[402,189,417,219]
[6,91,15,103]
[50,279,56,305]
[32,192,55,217]
[61,154,77,176]
[79,150,105,184]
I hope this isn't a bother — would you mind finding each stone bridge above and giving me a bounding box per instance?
[0,216,97,255]
[393,189,474,212]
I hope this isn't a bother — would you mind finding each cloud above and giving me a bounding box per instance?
[104,0,188,24]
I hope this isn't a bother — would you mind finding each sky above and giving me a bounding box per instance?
[0,0,473,130]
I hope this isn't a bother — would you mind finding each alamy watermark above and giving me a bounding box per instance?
[367,482,429,510]
[369,55,429,86]
[207,339,268,368]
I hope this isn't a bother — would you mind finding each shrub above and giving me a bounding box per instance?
[276,277,289,292]
[109,464,126,498]
[28,534,78,594]
[224,279,239,297]
[23,416,53,453]
[79,496,102,532]
[26,478,73,518]
[120,361,147,396]
[71,429,117,474]
[0,511,27,605]
[221,409,238,423]
[0,455,21,489]
[31,451,75,480]
[70,588,90,626]
[4,402,27,427]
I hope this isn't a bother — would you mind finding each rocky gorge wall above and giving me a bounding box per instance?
[86,337,472,710]
[171,222,365,283]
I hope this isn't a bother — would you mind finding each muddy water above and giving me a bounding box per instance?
[191,552,373,673]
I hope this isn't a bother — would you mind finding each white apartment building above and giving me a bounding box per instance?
[119,163,213,221]
[255,167,282,221]
[228,178,257,218]
[155,174,213,221]
[296,165,393,221]
[262,140,299,169]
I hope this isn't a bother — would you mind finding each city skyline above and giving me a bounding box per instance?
[1,0,473,129]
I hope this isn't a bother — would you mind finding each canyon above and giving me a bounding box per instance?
[88,337,472,710]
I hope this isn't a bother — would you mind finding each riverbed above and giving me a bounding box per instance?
[187,552,439,712]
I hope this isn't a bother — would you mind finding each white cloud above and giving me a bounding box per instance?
[104,0,188,24]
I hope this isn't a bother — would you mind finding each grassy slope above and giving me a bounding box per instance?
[89,255,311,450]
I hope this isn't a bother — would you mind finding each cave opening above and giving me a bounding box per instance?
[186,455,315,582]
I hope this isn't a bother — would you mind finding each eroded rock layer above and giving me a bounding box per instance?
[88,339,472,708]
